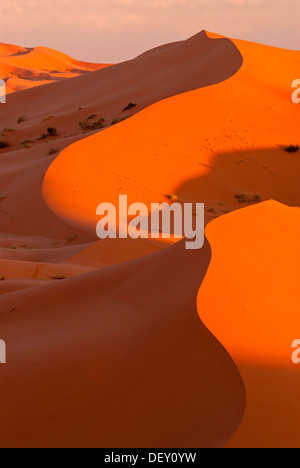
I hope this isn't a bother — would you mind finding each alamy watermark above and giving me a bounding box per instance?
[0,79,6,104]
[0,340,6,364]
[291,80,300,364]
[104,452,197,465]
[292,80,300,104]
[291,340,300,364]
[96,195,204,250]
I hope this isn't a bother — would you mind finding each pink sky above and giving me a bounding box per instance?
[0,0,299,62]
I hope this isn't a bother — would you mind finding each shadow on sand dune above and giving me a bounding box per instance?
[174,147,300,220]
[2,30,243,125]
[197,199,300,448]
[226,363,300,448]
[0,236,246,448]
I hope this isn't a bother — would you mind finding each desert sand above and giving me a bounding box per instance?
[200,201,300,448]
[0,42,109,94]
[0,30,299,447]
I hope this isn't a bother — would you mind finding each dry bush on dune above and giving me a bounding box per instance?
[48,148,60,156]
[285,145,299,153]
[111,115,131,125]
[235,193,262,204]
[51,274,67,280]
[79,119,106,132]
[47,127,57,136]
[123,103,137,111]
[17,115,27,124]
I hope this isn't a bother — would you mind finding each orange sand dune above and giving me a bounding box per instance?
[0,32,247,447]
[0,30,300,448]
[199,201,300,448]
[0,31,242,241]
[41,35,300,448]
[0,42,109,94]
[43,36,300,232]
[0,31,242,154]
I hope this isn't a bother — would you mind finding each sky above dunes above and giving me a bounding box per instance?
[0,0,299,63]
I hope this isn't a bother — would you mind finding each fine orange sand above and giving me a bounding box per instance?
[0,31,300,447]
[200,201,300,448]
[0,42,109,94]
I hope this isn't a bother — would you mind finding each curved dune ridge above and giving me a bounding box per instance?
[0,42,109,94]
[43,34,300,231]
[0,31,242,239]
[0,238,245,448]
[41,34,300,447]
[43,35,300,232]
[0,30,299,448]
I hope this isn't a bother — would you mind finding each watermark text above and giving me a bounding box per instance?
[292,79,300,104]
[0,340,6,364]
[0,79,6,104]
[96,195,204,250]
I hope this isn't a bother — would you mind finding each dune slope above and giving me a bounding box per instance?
[40,34,300,448]
[0,31,242,240]
[0,238,245,448]
[199,201,300,448]
[42,37,300,233]
[1,30,300,448]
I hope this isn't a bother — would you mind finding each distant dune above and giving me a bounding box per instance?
[0,30,299,448]
[0,42,110,94]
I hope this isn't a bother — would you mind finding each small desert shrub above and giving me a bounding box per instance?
[285,145,299,153]
[79,121,91,131]
[123,103,137,111]
[208,207,216,213]
[52,274,67,280]
[111,116,131,125]
[0,141,9,149]
[47,127,57,136]
[87,114,96,120]
[0,195,7,202]
[38,128,57,140]
[2,128,15,134]
[0,276,6,281]
[235,193,262,204]
[48,147,60,156]
[91,119,106,130]
[22,139,33,148]
[17,115,27,124]
[79,119,106,132]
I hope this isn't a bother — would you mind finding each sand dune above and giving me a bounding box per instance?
[43,36,300,232]
[0,42,109,94]
[199,201,300,448]
[0,31,242,157]
[0,238,245,448]
[0,30,299,448]
[0,31,242,240]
